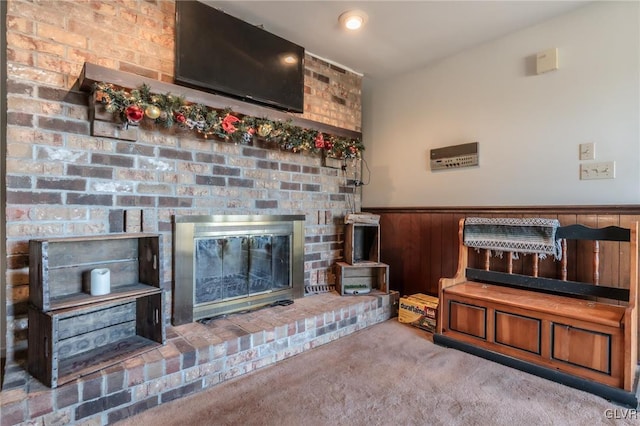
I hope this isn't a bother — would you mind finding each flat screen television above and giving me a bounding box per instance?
[175,1,305,113]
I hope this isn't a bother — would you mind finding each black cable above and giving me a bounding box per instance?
[360,157,371,186]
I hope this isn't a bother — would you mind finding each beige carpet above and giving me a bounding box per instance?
[116,320,636,426]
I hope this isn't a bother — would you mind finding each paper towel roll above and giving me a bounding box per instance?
[90,268,111,296]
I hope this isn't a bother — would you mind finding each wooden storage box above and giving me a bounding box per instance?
[29,233,161,311]
[335,261,389,295]
[28,292,165,388]
[344,223,380,264]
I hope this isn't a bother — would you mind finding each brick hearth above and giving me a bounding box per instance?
[0,292,396,426]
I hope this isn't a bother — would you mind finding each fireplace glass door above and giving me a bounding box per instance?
[173,214,304,325]
[194,234,290,306]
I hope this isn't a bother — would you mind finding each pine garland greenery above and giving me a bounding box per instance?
[93,82,364,158]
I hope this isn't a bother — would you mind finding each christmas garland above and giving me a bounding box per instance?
[93,82,364,158]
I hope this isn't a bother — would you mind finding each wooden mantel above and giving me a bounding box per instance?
[77,62,362,141]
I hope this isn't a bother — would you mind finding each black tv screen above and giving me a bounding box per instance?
[175,1,305,113]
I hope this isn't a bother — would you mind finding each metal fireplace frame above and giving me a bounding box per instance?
[172,215,305,325]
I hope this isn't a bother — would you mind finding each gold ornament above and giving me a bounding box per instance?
[257,123,273,138]
[145,105,161,119]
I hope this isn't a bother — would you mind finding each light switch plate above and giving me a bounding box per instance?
[580,161,615,180]
[579,142,595,160]
[536,48,558,74]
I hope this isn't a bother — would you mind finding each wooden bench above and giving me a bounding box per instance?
[434,218,639,407]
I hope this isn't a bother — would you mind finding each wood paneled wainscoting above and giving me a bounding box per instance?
[364,206,640,298]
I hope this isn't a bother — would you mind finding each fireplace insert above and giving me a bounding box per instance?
[173,215,305,325]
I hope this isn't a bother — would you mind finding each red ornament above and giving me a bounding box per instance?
[174,111,187,124]
[125,105,144,123]
[221,114,240,133]
[314,132,325,149]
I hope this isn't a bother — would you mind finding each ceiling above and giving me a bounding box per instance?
[206,1,590,80]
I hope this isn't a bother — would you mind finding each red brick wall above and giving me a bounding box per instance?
[4,0,362,363]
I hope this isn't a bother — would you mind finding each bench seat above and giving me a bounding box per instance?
[434,218,638,406]
[445,281,625,328]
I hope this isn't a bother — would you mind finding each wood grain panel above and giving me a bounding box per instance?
[136,292,165,342]
[448,300,486,339]
[139,236,160,287]
[378,213,399,291]
[620,215,640,372]
[405,214,424,296]
[46,238,138,267]
[552,323,612,374]
[442,213,464,279]
[27,307,53,386]
[48,260,139,297]
[385,213,423,296]
[57,335,158,387]
[58,321,137,359]
[495,311,541,354]
[427,214,443,296]
[57,301,136,339]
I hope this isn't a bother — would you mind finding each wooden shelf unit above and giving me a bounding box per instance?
[335,261,389,296]
[344,223,380,264]
[29,233,161,311]
[28,292,164,388]
[28,233,165,388]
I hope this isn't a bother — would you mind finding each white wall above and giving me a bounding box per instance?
[362,1,639,207]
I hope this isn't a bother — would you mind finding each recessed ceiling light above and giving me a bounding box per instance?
[338,10,368,31]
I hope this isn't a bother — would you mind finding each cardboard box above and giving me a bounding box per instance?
[398,293,439,333]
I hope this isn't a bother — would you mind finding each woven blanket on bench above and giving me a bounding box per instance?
[463,217,562,260]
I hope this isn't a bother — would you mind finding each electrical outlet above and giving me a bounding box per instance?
[580,161,615,180]
[579,142,595,160]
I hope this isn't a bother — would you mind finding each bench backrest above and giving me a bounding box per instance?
[459,218,638,304]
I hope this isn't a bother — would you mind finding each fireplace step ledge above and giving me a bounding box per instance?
[1,291,398,426]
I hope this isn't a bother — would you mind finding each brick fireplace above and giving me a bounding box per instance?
[2,1,372,424]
